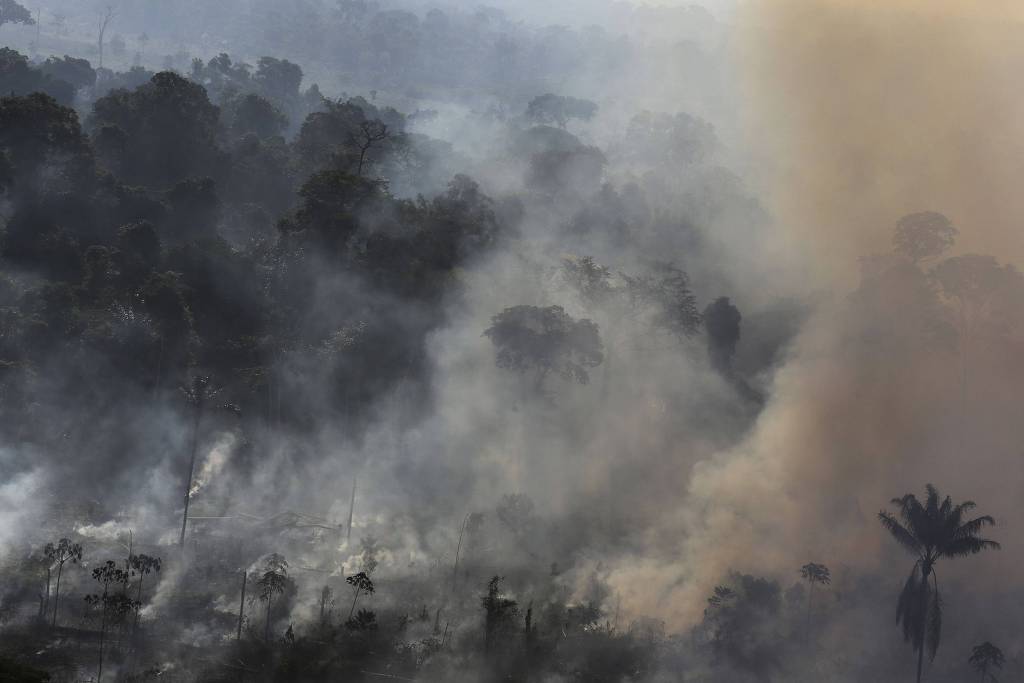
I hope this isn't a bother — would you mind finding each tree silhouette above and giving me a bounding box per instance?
[893,212,957,264]
[481,576,517,654]
[84,560,137,682]
[128,553,161,630]
[256,554,289,642]
[878,485,1000,683]
[0,0,34,29]
[484,305,603,391]
[968,642,1004,683]
[799,562,830,634]
[44,538,82,627]
[346,571,375,619]
[178,375,237,547]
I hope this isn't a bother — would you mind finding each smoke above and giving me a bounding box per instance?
[735,0,1024,285]
[631,0,1024,633]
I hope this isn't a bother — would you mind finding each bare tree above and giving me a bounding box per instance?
[356,120,388,177]
[97,6,114,70]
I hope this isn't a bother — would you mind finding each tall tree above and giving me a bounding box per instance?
[178,375,220,547]
[346,571,374,619]
[84,560,137,682]
[44,538,82,627]
[878,485,1000,683]
[128,553,161,630]
[256,554,289,642]
[798,562,831,634]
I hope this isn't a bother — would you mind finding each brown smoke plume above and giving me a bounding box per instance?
[609,0,1024,629]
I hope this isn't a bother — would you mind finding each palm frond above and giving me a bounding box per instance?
[879,511,922,554]
[941,536,1001,558]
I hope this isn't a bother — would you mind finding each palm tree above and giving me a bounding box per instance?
[799,562,831,633]
[878,484,1000,683]
[968,642,1004,683]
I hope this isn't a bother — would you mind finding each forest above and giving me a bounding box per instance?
[0,0,1022,681]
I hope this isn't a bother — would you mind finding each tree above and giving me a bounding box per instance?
[89,71,223,188]
[481,576,517,654]
[624,110,717,167]
[0,0,33,28]
[878,485,1000,683]
[485,305,604,391]
[44,538,82,627]
[932,255,1024,403]
[0,91,92,198]
[356,120,389,177]
[84,560,137,682]
[525,94,597,129]
[254,56,302,104]
[346,571,375,619]
[256,554,289,641]
[178,375,221,546]
[227,93,287,139]
[893,212,957,264]
[623,263,701,342]
[129,553,161,630]
[968,642,1004,683]
[96,6,114,70]
[798,562,831,633]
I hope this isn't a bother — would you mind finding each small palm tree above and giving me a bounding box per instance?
[969,642,1004,683]
[799,562,831,633]
[878,484,1000,683]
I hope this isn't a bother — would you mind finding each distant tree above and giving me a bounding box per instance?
[227,93,287,139]
[525,93,597,129]
[969,642,1004,683]
[178,375,221,546]
[481,576,517,654]
[345,608,378,631]
[346,571,375,619]
[44,538,82,627]
[484,305,603,391]
[89,71,223,188]
[254,56,302,103]
[624,110,717,167]
[256,554,289,642]
[128,553,161,630]
[879,485,1000,683]
[84,560,137,682]
[319,585,334,626]
[932,255,1024,403]
[798,562,831,633]
[701,573,783,674]
[38,55,97,91]
[624,262,701,342]
[0,91,90,200]
[96,6,114,70]
[0,0,33,28]
[356,120,389,177]
[893,212,957,264]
